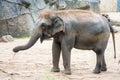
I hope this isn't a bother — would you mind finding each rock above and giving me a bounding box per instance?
[0,35,14,42]
[107,12,120,26]
[0,14,30,38]
[111,20,120,26]
[112,26,120,33]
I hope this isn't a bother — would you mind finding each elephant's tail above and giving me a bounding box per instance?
[102,14,116,58]
[109,24,116,59]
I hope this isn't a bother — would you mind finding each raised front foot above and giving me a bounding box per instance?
[51,67,60,72]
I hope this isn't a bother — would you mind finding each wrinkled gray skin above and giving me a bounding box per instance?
[13,10,115,75]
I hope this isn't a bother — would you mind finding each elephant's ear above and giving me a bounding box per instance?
[51,15,65,36]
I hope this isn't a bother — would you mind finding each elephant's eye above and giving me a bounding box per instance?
[41,23,47,27]
[41,23,48,30]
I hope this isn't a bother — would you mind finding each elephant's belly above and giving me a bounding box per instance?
[74,43,94,50]
[74,38,97,50]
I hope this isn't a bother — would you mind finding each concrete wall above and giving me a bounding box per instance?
[100,0,117,12]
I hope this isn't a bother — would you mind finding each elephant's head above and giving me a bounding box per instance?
[13,10,65,52]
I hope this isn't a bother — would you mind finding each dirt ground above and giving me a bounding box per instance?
[0,33,120,80]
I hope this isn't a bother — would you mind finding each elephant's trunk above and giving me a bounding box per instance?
[13,33,40,52]
[13,18,44,53]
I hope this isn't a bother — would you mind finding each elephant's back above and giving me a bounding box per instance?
[56,10,99,22]
[56,10,109,30]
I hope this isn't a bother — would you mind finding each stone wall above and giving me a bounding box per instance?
[0,0,45,38]
[0,14,30,38]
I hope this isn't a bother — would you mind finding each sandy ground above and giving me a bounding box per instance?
[0,33,120,80]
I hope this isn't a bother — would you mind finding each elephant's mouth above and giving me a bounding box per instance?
[40,33,52,43]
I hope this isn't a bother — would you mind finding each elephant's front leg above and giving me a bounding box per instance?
[61,43,72,75]
[51,39,61,72]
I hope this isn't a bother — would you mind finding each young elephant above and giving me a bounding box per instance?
[13,10,116,75]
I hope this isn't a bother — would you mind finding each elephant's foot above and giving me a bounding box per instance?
[93,68,101,74]
[101,66,107,71]
[64,69,71,75]
[51,67,60,72]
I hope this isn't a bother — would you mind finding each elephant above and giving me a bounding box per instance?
[13,9,116,75]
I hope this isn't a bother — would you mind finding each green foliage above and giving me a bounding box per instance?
[15,36,30,39]
[45,73,56,80]
[36,73,56,80]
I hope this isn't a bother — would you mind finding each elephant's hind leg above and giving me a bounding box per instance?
[101,54,107,71]
[93,48,107,74]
